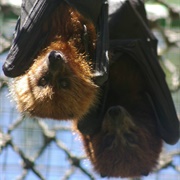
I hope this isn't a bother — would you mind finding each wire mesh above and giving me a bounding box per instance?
[0,0,180,180]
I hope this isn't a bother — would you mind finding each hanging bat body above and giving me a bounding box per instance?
[4,0,179,179]
[78,53,163,178]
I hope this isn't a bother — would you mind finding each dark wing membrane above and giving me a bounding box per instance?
[66,0,103,24]
[3,0,62,77]
[108,0,179,144]
[2,0,108,79]
[110,40,179,145]
[108,0,158,53]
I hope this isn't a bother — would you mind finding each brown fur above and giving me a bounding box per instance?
[77,55,163,178]
[10,2,99,120]
[80,108,162,178]
[10,2,163,178]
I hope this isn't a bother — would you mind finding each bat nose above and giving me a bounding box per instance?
[48,50,63,64]
[107,106,131,125]
[47,50,65,72]
[107,106,123,119]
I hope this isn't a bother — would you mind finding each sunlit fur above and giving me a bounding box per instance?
[10,2,99,120]
[78,55,163,178]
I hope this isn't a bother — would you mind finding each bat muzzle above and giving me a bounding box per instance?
[47,50,66,74]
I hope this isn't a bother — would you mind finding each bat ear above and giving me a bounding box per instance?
[145,93,180,145]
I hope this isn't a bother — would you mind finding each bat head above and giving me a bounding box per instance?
[10,3,99,120]
[82,106,162,178]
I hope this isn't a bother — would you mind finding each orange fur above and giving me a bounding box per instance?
[10,2,99,120]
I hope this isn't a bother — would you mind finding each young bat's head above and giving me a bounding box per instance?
[81,106,162,178]
[10,2,99,120]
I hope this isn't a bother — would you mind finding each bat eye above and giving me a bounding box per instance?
[38,77,49,87]
[101,134,115,149]
[124,133,137,144]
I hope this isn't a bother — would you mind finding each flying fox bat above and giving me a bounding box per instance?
[2,0,180,178]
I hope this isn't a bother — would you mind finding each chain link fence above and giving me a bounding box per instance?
[0,74,179,180]
[0,0,180,179]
